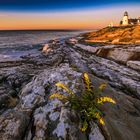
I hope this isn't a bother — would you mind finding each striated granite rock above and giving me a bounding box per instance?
[0,110,30,140]
[74,43,140,65]
[0,63,104,140]
[0,38,140,140]
[96,45,140,64]
[82,25,140,45]
[89,122,105,140]
[127,61,140,71]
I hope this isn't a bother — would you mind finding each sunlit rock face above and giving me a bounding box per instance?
[82,25,140,45]
[0,37,140,140]
[42,44,53,54]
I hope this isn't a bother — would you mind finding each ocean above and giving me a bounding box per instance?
[0,30,87,61]
[0,30,86,49]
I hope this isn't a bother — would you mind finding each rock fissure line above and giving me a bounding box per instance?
[0,38,140,140]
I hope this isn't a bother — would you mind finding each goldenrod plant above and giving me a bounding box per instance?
[49,72,116,132]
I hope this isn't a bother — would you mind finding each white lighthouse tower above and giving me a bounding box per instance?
[122,11,129,25]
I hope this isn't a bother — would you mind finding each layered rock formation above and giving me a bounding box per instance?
[79,26,140,70]
[0,37,140,140]
[82,25,140,45]
[127,61,140,71]
[75,43,140,71]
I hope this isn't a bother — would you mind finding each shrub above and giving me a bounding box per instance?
[49,72,116,132]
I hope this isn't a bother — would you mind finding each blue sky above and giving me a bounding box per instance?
[0,0,140,11]
[0,0,140,30]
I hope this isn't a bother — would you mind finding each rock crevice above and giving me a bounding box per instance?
[0,38,140,140]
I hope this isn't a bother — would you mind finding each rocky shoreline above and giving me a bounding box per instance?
[0,35,140,140]
[82,25,140,45]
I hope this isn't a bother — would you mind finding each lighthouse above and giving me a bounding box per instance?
[122,11,129,25]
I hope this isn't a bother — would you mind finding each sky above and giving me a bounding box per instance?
[0,0,140,30]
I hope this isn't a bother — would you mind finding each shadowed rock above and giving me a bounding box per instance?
[0,38,140,140]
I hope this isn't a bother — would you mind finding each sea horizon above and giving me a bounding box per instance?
[0,29,95,32]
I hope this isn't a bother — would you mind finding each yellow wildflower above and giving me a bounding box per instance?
[99,118,105,125]
[49,93,67,100]
[55,83,74,95]
[95,113,105,125]
[83,73,90,82]
[99,83,107,91]
[83,72,92,91]
[97,97,116,104]
[81,120,88,132]
[95,112,100,119]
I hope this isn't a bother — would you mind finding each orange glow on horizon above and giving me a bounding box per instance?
[0,5,140,30]
[0,13,102,30]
